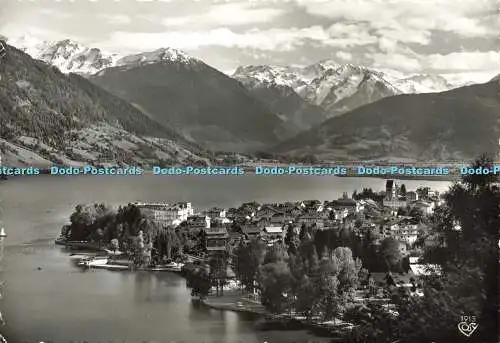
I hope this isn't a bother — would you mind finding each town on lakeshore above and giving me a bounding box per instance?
[55,179,446,338]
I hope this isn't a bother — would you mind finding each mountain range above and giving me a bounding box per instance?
[0,41,211,167]
[272,78,500,162]
[232,63,492,120]
[5,36,500,162]
[11,37,290,152]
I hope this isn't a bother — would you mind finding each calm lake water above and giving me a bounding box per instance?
[0,175,452,343]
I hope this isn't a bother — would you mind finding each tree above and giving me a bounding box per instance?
[209,253,228,296]
[295,275,316,319]
[186,265,211,299]
[400,183,407,196]
[263,242,288,264]
[299,224,309,241]
[259,260,293,314]
[133,230,152,267]
[397,206,409,216]
[416,186,430,199]
[68,203,115,241]
[379,237,402,272]
[234,239,266,292]
[94,228,104,248]
[284,225,298,255]
[297,247,362,322]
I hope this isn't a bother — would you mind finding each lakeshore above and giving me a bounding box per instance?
[1,173,452,342]
[200,290,350,339]
[53,176,445,340]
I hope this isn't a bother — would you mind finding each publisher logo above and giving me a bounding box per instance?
[457,316,478,337]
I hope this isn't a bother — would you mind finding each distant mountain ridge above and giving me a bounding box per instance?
[9,37,290,152]
[9,36,119,75]
[272,79,500,162]
[0,42,209,167]
[8,36,500,160]
[232,62,496,120]
[88,56,287,152]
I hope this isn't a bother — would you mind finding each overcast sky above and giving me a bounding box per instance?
[1,0,499,75]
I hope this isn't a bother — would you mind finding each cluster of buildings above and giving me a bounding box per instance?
[382,180,441,215]
[132,180,443,264]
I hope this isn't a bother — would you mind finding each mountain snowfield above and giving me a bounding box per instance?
[10,36,495,94]
[9,36,498,117]
[233,62,497,115]
[9,35,198,76]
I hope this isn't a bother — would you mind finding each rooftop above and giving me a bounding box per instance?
[205,227,228,235]
[264,226,283,233]
[207,246,226,251]
[241,225,261,234]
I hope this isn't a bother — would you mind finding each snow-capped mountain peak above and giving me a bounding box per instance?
[10,36,119,75]
[114,47,195,68]
[233,62,400,108]
[9,36,198,76]
[233,60,499,116]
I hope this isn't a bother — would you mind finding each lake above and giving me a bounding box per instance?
[0,175,452,343]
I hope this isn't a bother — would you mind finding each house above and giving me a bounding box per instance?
[297,214,324,226]
[252,217,271,228]
[134,202,190,226]
[186,215,211,230]
[204,207,227,220]
[174,202,195,218]
[323,219,339,228]
[332,208,349,220]
[406,191,418,202]
[203,227,229,253]
[269,213,294,225]
[134,202,168,217]
[240,225,262,240]
[275,202,296,212]
[159,202,194,225]
[228,232,244,245]
[263,226,284,245]
[240,202,260,211]
[305,205,324,214]
[389,223,420,245]
[383,197,407,210]
[411,200,435,215]
[328,198,359,213]
[288,207,303,216]
[296,200,319,210]
[256,205,281,217]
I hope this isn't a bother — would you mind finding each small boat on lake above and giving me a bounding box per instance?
[0,228,6,237]
[78,256,108,267]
